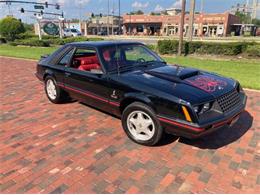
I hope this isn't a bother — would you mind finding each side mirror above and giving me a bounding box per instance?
[41,54,49,59]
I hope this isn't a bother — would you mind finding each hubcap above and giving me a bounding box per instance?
[127,111,155,141]
[46,79,57,100]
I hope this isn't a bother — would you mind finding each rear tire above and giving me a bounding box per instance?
[122,102,163,146]
[44,76,67,104]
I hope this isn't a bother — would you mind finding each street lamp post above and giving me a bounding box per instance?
[35,13,43,40]
[58,15,64,39]
[178,0,186,56]
[107,0,110,36]
[118,0,121,34]
[188,0,196,42]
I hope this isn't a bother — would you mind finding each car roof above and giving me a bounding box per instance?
[66,41,145,48]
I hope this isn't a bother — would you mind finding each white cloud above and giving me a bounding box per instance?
[154,4,164,12]
[132,1,149,9]
[172,0,182,8]
[76,0,91,6]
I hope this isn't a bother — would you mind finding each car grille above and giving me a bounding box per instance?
[217,89,241,113]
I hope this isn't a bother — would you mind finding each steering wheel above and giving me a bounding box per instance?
[137,58,146,63]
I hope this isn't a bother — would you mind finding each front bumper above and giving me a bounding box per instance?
[159,94,247,139]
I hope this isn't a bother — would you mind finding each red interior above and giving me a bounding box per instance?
[103,50,111,61]
[74,55,101,71]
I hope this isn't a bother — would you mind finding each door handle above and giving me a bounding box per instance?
[65,72,71,77]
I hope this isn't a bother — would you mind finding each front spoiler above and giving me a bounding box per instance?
[159,107,245,139]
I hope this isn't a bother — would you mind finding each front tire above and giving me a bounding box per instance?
[44,76,67,104]
[122,102,163,146]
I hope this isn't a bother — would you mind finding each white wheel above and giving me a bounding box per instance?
[122,102,163,146]
[127,111,155,141]
[46,79,57,100]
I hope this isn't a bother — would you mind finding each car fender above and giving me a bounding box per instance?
[43,69,56,81]
[120,92,157,114]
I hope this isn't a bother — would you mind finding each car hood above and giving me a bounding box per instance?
[114,65,237,104]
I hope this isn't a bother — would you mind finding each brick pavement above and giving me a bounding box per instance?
[0,57,259,193]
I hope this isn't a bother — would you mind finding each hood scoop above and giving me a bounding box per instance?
[145,65,200,83]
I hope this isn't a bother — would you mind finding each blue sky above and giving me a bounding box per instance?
[0,0,259,23]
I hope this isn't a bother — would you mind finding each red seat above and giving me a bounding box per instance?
[78,64,100,71]
[103,50,111,61]
[75,56,101,71]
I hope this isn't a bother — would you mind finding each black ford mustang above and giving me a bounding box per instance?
[36,41,247,146]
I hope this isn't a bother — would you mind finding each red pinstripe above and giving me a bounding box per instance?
[57,84,120,107]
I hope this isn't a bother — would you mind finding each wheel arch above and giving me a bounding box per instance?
[119,93,157,114]
[43,69,56,81]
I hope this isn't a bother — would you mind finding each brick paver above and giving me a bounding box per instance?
[0,56,259,193]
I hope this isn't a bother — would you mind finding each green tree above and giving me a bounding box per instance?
[0,17,25,41]
[252,18,260,27]
[23,23,34,32]
[235,11,251,24]
[128,10,144,15]
[150,12,161,16]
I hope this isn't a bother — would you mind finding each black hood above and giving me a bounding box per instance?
[145,65,236,96]
[113,64,237,104]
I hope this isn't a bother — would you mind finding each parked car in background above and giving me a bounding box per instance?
[97,31,108,36]
[36,41,247,146]
[63,28,82,37]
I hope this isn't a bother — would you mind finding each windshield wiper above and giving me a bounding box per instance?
[118,63,150,71]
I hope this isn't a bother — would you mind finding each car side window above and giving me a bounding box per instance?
[58,49,74,66]
[71,48,102,74]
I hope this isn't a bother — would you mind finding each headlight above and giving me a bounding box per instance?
[202,103,210,113]
[193,106,199,113]
[193,102,212,115]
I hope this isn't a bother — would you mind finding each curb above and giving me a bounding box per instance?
[0,56,37,62]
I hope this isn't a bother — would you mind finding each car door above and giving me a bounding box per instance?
[45,46,75,85]
[63,47,111,111]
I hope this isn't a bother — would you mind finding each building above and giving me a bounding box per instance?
[231,24,258,36]
[86,15,123,35]
[165,8,182,16]
[123,12,241,37]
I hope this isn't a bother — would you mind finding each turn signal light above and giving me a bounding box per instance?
[182,106,192,122]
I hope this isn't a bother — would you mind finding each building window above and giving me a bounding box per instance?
[137,25,144,33]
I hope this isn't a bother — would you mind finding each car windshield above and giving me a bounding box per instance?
[100,44,164,72]
[71,29,78,33]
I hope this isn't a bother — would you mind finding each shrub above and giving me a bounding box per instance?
[42,35,60,40]
[11,38,50,47]
[146,44,156,51]
[0,17,25,41]
[244,45,260,57]
[0,37,6,44]
[157,40,257,56]
[16,31,37,39]
[185,41,202,54]
[196,42,245,56]
[46,36,104,45]
[158,40,179,54]
[8,36,104,47]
